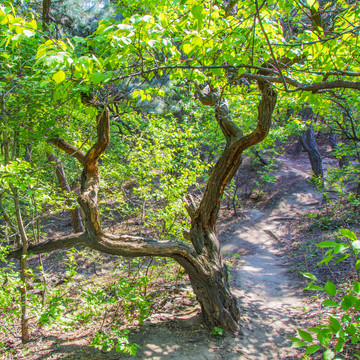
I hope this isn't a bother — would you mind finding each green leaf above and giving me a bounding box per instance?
[132,90,139,99]
[317,241,337,248]
[291,340,306,348]
[305,281,323,291]
[191,36,203,47]
[346,324,356,336]
[334,338,344,352]
[334,243,350,254]
[354,281,360,293]
[0,13,8,25]
[341,295,358,310]
[334,254,350,264]
[298,329,313,342]
[183,43,193,55]
[324,281,337,297]
[323,349,335,360]
[339,229,357,242]
[73,36,86,44]
[351,335,360,344]
[288,337,301,341]
[52,70,66,83]
[90,72,107,85]
[306,0,316,7]
[159,13,168,27]
[322,299,338,307]
[317,331,332,347]
[301,272,318,282]
[84,107,97,116]
[356,260,360,270]
[305,344,320,355]
[308,327,322,334]
[191,4,206,20]
[329,316,341,332]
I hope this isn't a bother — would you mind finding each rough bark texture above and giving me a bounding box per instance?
[189,81,277,330]
[301,126,324,179]
[300,108,323,179]
[42,0,51,28]
[8,84,277,332]
[293,137,303,156]
[24,144,32,163]
[47,153,84,233]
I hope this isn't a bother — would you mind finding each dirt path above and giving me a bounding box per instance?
[218,156,323,359]
[124,156,323,360]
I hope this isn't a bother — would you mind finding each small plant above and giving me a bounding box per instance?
[212,326,223,336]
[64,248,78,280]
[89,328,139,356]
[290,229,360,359]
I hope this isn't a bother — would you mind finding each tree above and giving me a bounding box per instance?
[2,0,360,332]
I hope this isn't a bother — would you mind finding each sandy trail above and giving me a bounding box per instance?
[127,157,323,360]
[219,158,322,359]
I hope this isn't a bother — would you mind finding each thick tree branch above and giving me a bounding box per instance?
[111,64,360,93]
[289,79,360,93]
[66,95,110,237]
[7,231,198,269]
[7,232,90,259]
[83,108,110,176]
[239,73,360,92]
[196,85,243,146]
[183,194,196,220]
[224,0,238,17]
[93,233,196,260]
[47,136,86,165]
[196,80,277,229]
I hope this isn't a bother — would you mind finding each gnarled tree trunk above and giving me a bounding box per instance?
[9,82,277,332]
[300,108,323,179]
[182,80,277,330]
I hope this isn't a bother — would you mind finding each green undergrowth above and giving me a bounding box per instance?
[0,248,191,357]
[291,229,360,360]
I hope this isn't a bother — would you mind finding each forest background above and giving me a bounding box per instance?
[0,0,360,359]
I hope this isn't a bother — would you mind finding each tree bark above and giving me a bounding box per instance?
[299,108,323,179]
[185,80,277,330]
[301,126,323,179]
[42,0,51,29]
[47,153,84,233]
[293,137,303,156]
[24,144,32,163]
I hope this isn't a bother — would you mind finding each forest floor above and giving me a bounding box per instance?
[3,148,357,360]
